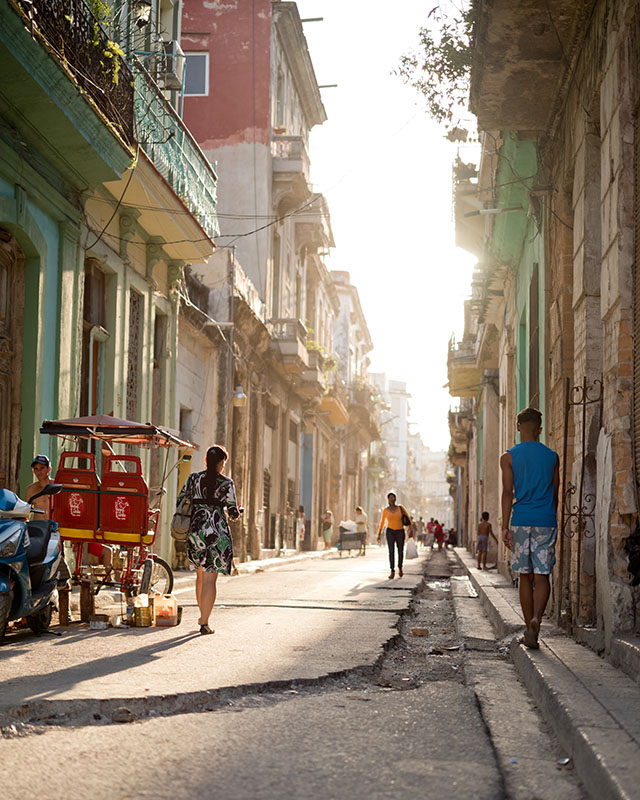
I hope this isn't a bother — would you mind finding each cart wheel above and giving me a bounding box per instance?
[80,583,95,622]
[27,602,53,635]
[139,558,153,595]
[148,557,174,595]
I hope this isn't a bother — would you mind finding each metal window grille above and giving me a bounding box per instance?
[126,290,142,422]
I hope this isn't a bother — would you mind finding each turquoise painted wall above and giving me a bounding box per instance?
[491,134,546,443]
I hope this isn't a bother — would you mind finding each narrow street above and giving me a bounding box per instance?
[1,549,584,800]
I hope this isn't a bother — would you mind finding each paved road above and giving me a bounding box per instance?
[0,547,415,713]
[0,548,585,800]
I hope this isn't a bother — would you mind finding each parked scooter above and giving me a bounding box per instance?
[0,484,63,641]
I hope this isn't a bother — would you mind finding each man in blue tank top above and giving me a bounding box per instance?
[500,407,559,649]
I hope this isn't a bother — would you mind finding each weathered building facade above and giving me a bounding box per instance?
[0,0,219,565]
[449,0,640,658]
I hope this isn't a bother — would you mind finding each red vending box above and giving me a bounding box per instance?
[99,455,148,544]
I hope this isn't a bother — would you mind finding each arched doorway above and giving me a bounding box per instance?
[0,227,25,491]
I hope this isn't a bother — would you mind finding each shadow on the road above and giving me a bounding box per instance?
[0,630,200,708]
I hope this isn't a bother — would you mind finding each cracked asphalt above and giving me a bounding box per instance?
[0,547,586,799]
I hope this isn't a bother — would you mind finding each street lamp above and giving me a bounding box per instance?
[232,384,247,408]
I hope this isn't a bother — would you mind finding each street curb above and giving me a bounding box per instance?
[453,547,640,800]
[454,549,522,639]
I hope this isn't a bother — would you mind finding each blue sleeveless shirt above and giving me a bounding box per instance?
[508,441,558,527]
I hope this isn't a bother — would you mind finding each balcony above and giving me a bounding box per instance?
[470,0,578,131]
[268,318,309,374]
[14,0,135,144]
[271,134,312,206]
[131,59,219,240]
[298,349,327,399]
[349,382,380,441]
[319,373,349,426]
[3,0,133,186]
[448,337,483,399]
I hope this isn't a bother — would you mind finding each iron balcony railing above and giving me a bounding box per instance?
[131,57,219,240]
[14,0,135,145]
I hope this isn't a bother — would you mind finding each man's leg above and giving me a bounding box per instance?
[518,572,535,628]
[531,574,551,633]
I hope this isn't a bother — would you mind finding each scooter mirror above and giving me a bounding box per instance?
[29,483,63,501]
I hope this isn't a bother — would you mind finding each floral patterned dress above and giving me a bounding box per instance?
[177,471,239,574]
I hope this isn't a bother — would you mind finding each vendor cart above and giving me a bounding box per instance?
[40,415,194,621]
[338,522,364,556]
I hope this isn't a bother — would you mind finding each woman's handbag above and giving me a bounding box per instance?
[171,496,193,542]
[399,505,411,527]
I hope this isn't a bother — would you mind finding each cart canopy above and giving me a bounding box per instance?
[40,415,196,449]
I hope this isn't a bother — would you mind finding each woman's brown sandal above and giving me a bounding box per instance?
[199,624,214,635]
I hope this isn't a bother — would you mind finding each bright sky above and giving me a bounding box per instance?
[296,0,477,452]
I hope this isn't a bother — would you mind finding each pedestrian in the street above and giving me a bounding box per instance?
[354,505,368,555]
[447,527,458,547]
[321,509,334,550]
[377,492,413,579]
[434,519,445,551]
[500,407,559,650]
[476,511,494,570]
[426,517,435,548]
[297,505,306,550]
[176,444,241,635]
[416,516,426,547]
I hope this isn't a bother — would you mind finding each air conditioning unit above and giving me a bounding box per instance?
[161,40,185,90]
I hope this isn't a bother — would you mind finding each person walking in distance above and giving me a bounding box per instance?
[500,408,559,649]
[476,511,497,570]
[320,509,334,550]
[354,505,368,555]
[176,445,241,635]
[377,492,413,579]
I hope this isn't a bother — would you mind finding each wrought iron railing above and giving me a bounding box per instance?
[131,57,219,240]
[13,0,135,145]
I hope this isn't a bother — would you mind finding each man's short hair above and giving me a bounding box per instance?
[517,407,542,427]
[481,511,489,520]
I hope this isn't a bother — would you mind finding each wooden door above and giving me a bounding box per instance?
[0,228,25,491]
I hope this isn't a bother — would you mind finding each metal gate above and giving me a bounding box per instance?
[557,376,603,628]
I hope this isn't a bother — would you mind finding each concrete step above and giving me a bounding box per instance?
[455,547,640,800]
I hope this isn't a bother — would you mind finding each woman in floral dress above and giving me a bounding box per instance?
[176,445,240,634]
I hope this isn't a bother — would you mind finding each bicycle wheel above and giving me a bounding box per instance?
[148,556,174,595]
[139,558,153,595]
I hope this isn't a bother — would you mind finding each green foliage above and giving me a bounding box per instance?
[397,2,475,129]
[88,0,124,86]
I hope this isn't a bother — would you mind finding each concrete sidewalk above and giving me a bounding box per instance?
[455,547,640,800]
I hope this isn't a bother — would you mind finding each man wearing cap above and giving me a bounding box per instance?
[25,455,55,515]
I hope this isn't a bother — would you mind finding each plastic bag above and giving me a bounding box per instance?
[406,537,418,559]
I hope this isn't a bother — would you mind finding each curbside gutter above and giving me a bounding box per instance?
[453,547,640,800]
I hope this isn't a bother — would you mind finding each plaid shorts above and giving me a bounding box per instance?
[511,526,557,574]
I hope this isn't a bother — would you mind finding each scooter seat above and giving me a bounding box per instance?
[26,521,52,564]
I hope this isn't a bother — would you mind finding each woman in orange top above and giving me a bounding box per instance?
[377,491,413,579]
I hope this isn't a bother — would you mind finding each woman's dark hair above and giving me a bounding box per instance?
[204,445,228,501]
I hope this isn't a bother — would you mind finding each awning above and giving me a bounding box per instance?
[40,415,197,449]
